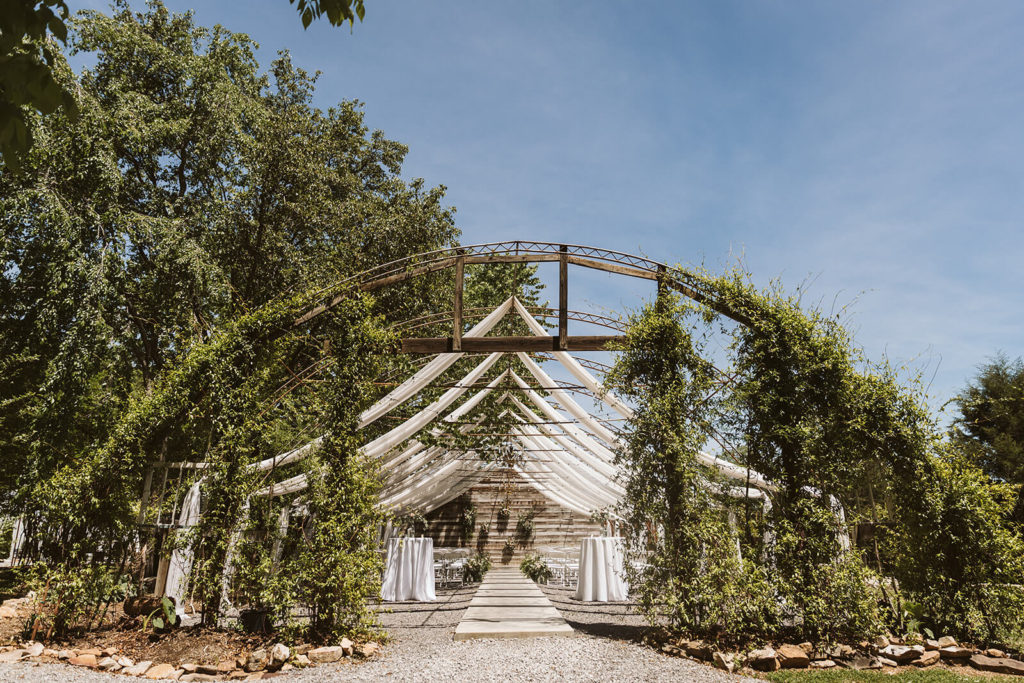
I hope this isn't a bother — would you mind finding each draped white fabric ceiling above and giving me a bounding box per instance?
[248,297,774,514]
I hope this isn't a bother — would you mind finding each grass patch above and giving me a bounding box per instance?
[764,669,984,682]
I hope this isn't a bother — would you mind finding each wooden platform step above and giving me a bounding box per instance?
[453,568,574,640]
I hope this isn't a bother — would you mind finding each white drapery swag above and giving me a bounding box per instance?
[165,296,788,608]
[164,481,202,615]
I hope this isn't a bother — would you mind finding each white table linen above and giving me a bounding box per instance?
[381,537,436,602]
[574,536,628,602]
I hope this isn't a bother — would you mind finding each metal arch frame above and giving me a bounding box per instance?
[294,241,749,329]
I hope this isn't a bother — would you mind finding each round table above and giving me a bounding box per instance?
[574,536,628,602]
[381,536,436,602]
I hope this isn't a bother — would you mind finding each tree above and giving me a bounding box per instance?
[290,0,366,28]
[1,0,455,531]
[1,0,366,171]
[952,354,1024,522]
[0,0,77,171]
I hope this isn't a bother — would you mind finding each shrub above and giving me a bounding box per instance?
[519,553,552,583]
[463,553,491,583]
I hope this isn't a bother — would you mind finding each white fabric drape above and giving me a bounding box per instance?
[575,537,628,601]
[381,537,436,601]
[164,481,202,615]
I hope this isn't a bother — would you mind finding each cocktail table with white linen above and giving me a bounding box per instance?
[574,536,627,602]
[381,536,436,602]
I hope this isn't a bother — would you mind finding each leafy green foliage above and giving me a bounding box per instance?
[22,562,134,639]
[611,268,1024,647]
[952,354,1024,522]
[291,0,366,29]
[463,553,491,583]
[519,553,551,583]
[0,0,456,641]
[0,0,78,171]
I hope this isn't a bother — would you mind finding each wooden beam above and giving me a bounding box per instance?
[558,245,568,350]
[566,254,659,281]
[453,252,464,351]
[400,335,626,354]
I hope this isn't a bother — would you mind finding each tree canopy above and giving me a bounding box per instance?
[953,354,1024,522]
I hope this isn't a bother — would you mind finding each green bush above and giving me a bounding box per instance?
[22,563,134,639]
[519,553,552,583]
[463,553,491,583]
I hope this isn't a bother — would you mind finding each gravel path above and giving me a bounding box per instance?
[0,582,741,682]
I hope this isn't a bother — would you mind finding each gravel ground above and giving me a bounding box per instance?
[0,582,741,682]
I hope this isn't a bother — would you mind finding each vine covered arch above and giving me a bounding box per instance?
[14,240,1022,648]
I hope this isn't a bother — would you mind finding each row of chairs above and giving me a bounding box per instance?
[535,546,580,587]
[433,547,472,587]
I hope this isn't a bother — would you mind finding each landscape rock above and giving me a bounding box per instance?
[777,644,810,668]
[684,639,712,661]
[748,647,780,672]
[829,644,855,660]
[0,650,25,663]
[873,636,890,650]
[357,642,379,658]
[144,662,177,679]
[245,649,268,672]
[24,642,44,657]
[292,644,311,655]
[798,642,813,654]
[78,648,103,657]
[810,660,837,669]
[0,606,17,618]
[69,654,98,668]
[879,657,898,667]
[294,654,310,668]
[340,637,354,657]
[307,646,344,664]
[969,654,1024,676]
[713,651,735,674]
[117,656,135,668]
[218,660,237,673]
[925,639,940,651]
[841,654,882,670]
[181,663,199,674]
[881,644,925,663]
[125,661,154,676]
[228,671,249,680]
[98,656,121,671]
[180,675,220,682]
[940,646,973,660]
[937,636,958,648]
[57,650,74,660]
[915,651,941,667]
[269,643,290,668]
[661,643,682,656]
[987,648,1007,658]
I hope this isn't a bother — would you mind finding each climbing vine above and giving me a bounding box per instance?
[611,266,1024,647]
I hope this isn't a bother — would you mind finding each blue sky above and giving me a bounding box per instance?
[68,1,1024,417]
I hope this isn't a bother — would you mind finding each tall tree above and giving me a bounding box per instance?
[0,0,456,508]
[952,354,1024,522]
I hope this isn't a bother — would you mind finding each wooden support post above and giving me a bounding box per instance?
[656,264,668,312]
[558,245,568,350]
[453,251,465,352]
